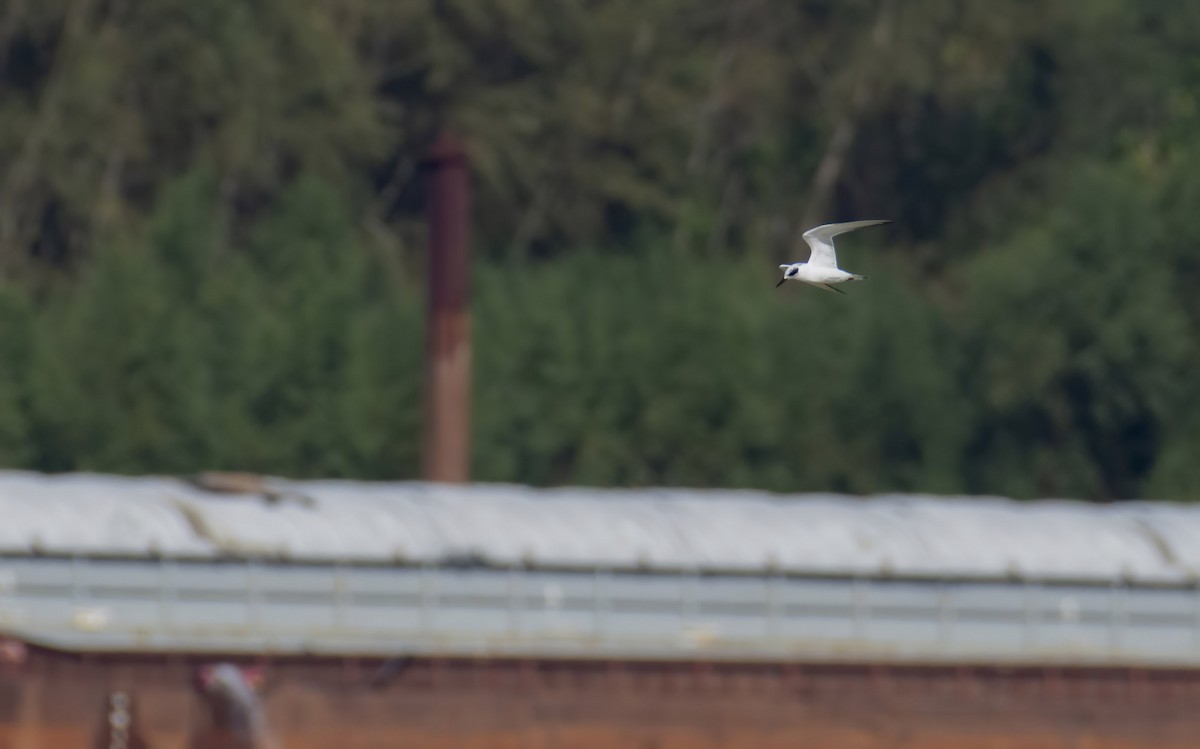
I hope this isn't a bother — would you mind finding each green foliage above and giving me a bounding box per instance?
[474,245,967,493]
[0,0,1199,500]
[21,172,422,477]
[960,162,1191,499]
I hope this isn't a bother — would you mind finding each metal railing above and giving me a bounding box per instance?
[1,557,1198,666]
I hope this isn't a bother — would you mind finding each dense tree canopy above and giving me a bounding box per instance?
[0,0,1198,500]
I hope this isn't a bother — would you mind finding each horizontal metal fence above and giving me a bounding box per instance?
[1,557,1198,667]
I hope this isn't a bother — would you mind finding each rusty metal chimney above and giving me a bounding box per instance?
[421,130,471,483]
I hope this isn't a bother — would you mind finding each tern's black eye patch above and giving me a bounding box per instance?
[786,268,798,277]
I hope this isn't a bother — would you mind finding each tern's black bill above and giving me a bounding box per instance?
[775,277,787,288]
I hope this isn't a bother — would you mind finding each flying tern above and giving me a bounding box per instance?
[776,220,890,294]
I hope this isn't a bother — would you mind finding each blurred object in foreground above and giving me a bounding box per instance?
[192,664,278,749]
[91,690,151,749]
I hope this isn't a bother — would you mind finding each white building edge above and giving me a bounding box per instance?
[0,470,1198,668]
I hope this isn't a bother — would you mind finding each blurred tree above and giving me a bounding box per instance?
[24,171,422,476]
[473,242,966,493]
[0,0,382,271]
[960,163,1190,500]
[0,0,1197,499]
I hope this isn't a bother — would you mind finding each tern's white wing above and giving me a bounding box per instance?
[801,220,890,268]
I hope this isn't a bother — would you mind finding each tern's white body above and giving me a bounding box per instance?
[786,264,860,284]
[776,219,890,294]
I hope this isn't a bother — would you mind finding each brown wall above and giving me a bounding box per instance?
[2,647,1200,749]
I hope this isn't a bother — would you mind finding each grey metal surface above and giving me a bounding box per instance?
[1,558,1198,666]
[1,471,1199,583]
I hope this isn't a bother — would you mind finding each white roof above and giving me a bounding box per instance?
[0,471,1194,583]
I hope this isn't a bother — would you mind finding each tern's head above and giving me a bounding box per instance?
[776,264,798,288]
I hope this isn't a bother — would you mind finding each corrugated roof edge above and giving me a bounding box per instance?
[0,471,1198,584]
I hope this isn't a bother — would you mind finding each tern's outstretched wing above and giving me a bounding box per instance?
[801,220,890,268]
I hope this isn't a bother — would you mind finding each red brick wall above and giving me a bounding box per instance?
[1,651,1199,749]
